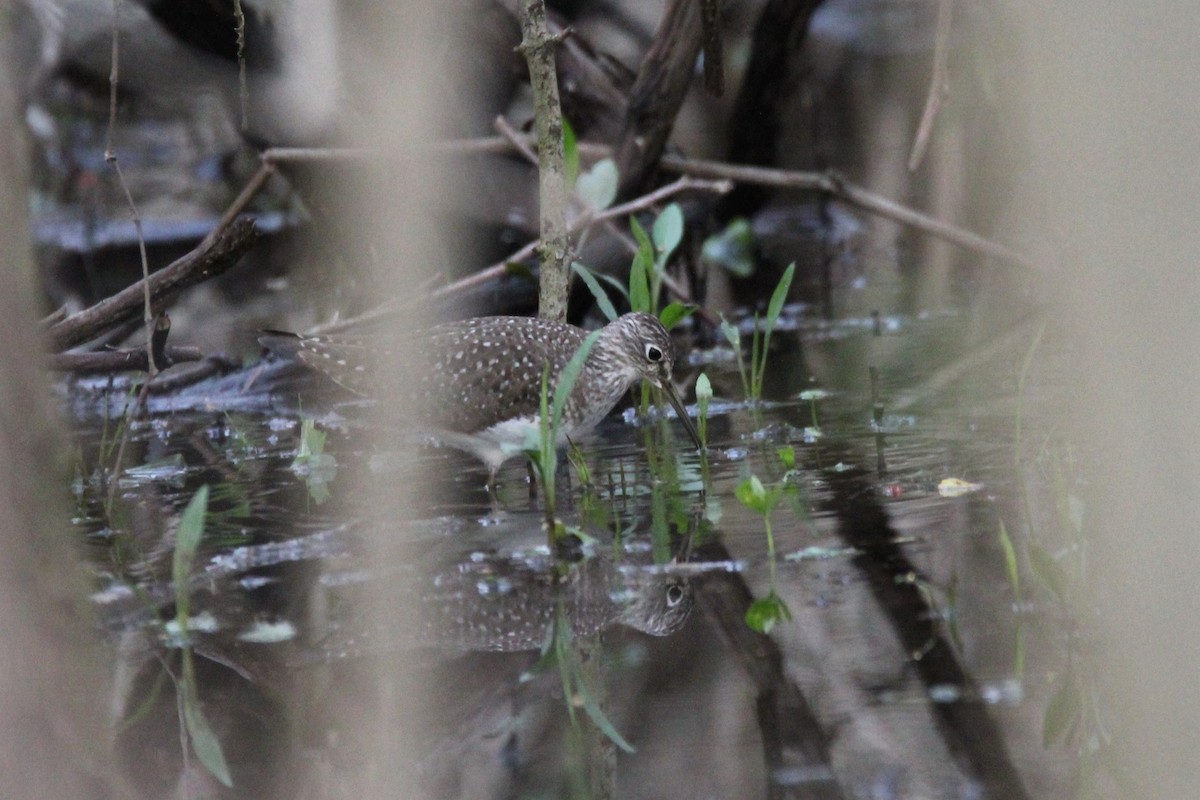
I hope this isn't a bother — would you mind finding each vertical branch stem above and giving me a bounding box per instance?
[517,0,570,322]
[105,0,157,375]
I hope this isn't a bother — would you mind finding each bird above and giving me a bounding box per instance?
[261,312,701,490]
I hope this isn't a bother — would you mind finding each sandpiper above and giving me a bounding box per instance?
[263,312,700,488]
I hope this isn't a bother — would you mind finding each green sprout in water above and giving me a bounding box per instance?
[523,330,601,540]
[797,387,829,439]
[695,372,712,450]
[531,599,636,758]
[721,262,795,404]
[735,474,793,633]
[170,485,233,788]
[290,417,338,505]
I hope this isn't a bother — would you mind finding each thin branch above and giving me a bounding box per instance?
[657,155,1039,271]
[435,135,1037,272]
[233,0,249,130]
[105,0,157,374]
[48,219,261,352]
[430,175,730,301]
[908,0,955,172]
[493,115,539,165]
[50,346,203,374]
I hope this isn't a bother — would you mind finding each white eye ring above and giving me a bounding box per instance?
[645,344,664,363]
[666,584,684,606]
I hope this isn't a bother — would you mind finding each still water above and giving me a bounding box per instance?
[71,303,1081,799]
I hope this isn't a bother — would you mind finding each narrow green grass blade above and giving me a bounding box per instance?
[658,301,697,330]
[563,118,579,188]
[571,263,619,322]
[629,217,653,313]
[763,262,795,340]
[182,650,233,787]
[551,330,602,427]
[998,519,1022,605]
[173,485,209,622]
[579,680,636,754]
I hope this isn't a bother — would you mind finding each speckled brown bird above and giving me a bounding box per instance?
[262,313,700,488]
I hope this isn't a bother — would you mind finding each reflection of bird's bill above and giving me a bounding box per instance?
[661,383,702,450]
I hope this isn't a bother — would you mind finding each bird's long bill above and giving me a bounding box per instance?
[660,383,702,450]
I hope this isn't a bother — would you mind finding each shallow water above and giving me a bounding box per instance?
[71,301,1079,799]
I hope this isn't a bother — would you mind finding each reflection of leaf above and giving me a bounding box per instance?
[1043,670,1079,747]
[735,475,781,515]
[579,677,636,754]
[182,652,234,788]
[1028,543,1069,602]
[745,593,792,634]
[938,477,984,497]
[576,158,618,210]
[291,419,337,505]
[998,519,1022,604]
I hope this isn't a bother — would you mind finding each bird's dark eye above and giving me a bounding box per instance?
[645,344,663,363]
[666,584,683,606]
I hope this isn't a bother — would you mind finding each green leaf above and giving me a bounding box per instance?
[719,317,741,350]
[763,262,795,339]
[578,677,636,754]
[182,668,234,787]
[695,372,712,406]
[504,261,536,282]
[701,218,755,278]
[173,485,209,622]
[576,158,618,211]
[571,262,619,322]
[745,593,793,634]
[651,203,684,258]
[777,446,795,470]
[551,330,603,431]
[1028,543,1070,603]
[629,217,653,313]
[735,475,769,515]
[1042,670,1079,747]
[997,519,1022,604]
[658,302,696,330]
[563,118,579,188]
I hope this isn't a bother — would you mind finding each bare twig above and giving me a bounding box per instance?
[48,218,261,352]
[517,0,571,322]
[430,175,730,300]
[493,115,538,165]
[105,0,157,374]
[233,0,249,130]
[50,346,204,374]
[908,0,955,172]
[661,155,1039,271]
[439,135,1038,270]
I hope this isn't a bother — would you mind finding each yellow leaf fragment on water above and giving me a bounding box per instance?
[938,477,983,497]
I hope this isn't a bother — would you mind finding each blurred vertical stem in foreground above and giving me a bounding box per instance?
[0,26,112,798]
[517,0,570,322]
